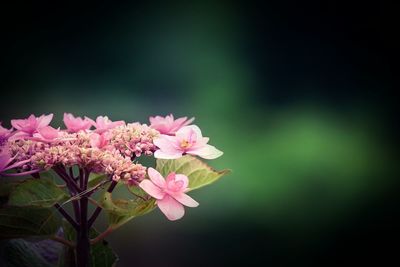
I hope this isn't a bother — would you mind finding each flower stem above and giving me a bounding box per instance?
[90,226,113,245]
[54,203,79,230]
[88,180,117,228]
[76,168,90,267]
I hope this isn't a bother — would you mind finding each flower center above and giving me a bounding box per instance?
[180,140,192,149]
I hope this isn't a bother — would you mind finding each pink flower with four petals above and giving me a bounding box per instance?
[11,114,53,138]
[153,125,223,159]
[149,114,194,135]
[92,116,125,134]
[139,167,199,221]
[63,113,93,133]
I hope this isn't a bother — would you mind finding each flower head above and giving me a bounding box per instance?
[149,114,194,135]
[139,167,199,220]
[11,114,53,136]
[92,116,125,134]
[63,113,93,133]
[154,125,223,160]
[107,123,159,158]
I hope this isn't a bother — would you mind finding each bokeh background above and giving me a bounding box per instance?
[0,1,398,266]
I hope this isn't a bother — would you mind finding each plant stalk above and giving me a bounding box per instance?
[75,168,90,267]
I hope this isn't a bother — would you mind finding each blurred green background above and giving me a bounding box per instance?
[0,1,398,266]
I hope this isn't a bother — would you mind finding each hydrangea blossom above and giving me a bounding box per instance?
[0,113,223,220]
[153,125,223,159]
[11,113,53,137]
[140,168,198,220]
[0,112,226,266]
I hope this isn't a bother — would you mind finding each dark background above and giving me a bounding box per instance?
[1,1,398,266]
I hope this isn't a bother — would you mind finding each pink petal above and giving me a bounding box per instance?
[154,150,182,159]
[187,144,223,159]
[174,174,189,190]
[171,192,199,207]
[4,158,31,171]
[176,125,203,142]
[147,167,166,188]
[37,126,59,140]
[153,135,179,150]
[181,117,195,127]
[37,114,53,129]
[139,180,165,199]
[10,119,25,130]
[8,131,30,141]
[157,195,185,221]
[153,135,183,159]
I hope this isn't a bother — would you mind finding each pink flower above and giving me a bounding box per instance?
[149,114,194,135]
[0,148,38,176]
[0,122,13,136]
[139,168,199,221]
[0,122,13,145]
[153,125,223,159]
[63,113,93,133]
[33,126,60,141]
[90,132,109,149]
[11,114,53,136]
[92,116,125,134]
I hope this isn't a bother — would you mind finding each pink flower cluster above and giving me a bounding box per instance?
[0,113,223,220]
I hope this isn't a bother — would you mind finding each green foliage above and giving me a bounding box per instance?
[0,207,61,239]
[8,178,68,208]
[0,239,57,267]
[156,155,230,191]
[88,173,109,188]
[99,191,156,230]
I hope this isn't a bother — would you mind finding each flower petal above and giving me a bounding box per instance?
[154,150,183,159]
[174,174,189,190]
[147,167,166,188]
[10,119,25,130]
[37,126,59,140]
[139,180,165,199]
[171,192,199,207]
[187,144,223,159]
[157,195,185,221]
[153,135,179,151]
[37,114,53,129]
[176,125,203,141]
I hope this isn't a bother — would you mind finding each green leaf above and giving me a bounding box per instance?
[0,239,57,267]
[127,184,149,199]
[0,207,61,239]
[156,155,230,191]
[0,181,21,198]
[90,239,118,267]
[0,180,23,206]
[59,220,118,267]
[100,192,156,230]
[88,173,109,188]
[8,178,69,208]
